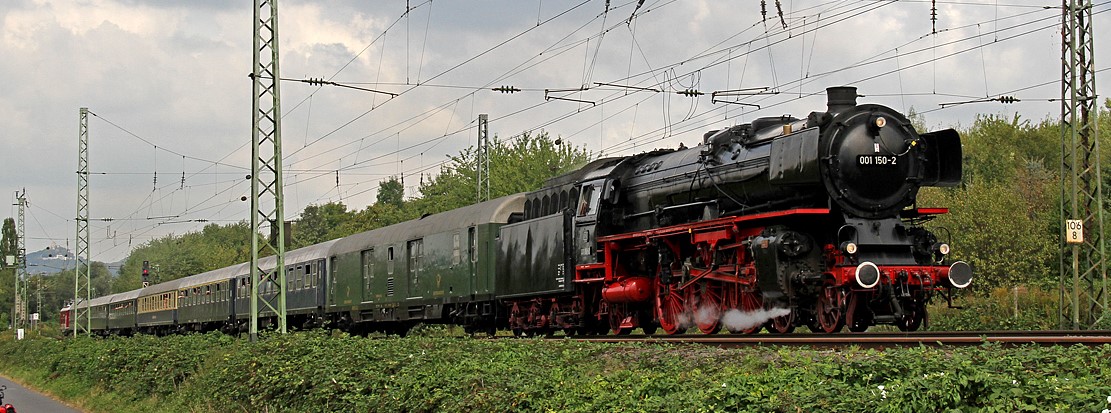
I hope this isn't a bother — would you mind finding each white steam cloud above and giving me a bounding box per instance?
[721,307,792,332]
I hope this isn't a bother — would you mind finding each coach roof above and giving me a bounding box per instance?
[330,194,525,256]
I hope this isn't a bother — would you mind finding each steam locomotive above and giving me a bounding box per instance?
[62,86,970,337]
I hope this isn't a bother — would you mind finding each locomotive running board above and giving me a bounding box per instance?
[596,208,831,243]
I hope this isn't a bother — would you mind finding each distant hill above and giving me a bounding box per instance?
[23,246,121,276]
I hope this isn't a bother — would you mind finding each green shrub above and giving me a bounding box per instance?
[930,285,1059,330]
[1,332,1108,412]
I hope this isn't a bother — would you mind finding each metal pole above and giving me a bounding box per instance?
[1059,0,1106,329]
[13,191,26,330]
[477,114,490,202]
[250,0,287,341]
[75,108,91,336]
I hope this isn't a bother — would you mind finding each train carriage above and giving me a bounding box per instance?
[136,278,188,334]
[178,264,243,332]
[231,241,335,331]
[328,195,525,332]
[107,290,141,335]
[88,294,114,334]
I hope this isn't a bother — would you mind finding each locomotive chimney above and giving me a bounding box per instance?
[826,86,858,115]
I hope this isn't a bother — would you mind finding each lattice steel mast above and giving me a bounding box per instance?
[477,114,490,202]
[13,191,27,329]
[75,108,91,336]
[250,0,287,341]
[1059,0,1106,329]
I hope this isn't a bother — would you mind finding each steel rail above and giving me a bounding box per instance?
[564,331,1111,348]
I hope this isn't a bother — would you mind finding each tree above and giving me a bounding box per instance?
[413,130,591,214]
[1,218,15,260]
[376,177,404,207]
[0,218,15,327]
[293,202,352,248]
[917,114,1062,292]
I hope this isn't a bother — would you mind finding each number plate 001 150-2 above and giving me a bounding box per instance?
[857,155,898,166]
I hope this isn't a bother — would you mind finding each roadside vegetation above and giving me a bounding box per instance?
[0,330,1109,412]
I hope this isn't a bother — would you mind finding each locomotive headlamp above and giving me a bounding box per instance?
[840,241,858,255]
[933,243,950,256]
[874,116,887,128]
[855,262,881,289]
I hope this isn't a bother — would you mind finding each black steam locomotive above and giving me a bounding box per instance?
[500,86,970,335]
[64,86,970,337]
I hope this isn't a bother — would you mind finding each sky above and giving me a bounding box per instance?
[1,0,1108,264]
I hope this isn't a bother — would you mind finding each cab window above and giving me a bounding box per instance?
[577,183,602,217]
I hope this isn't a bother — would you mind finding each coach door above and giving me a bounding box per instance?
[361,249,374,303]
[407,239,423,299]
[468,227,478,294]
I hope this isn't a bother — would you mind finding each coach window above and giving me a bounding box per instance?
[305,264,313,289]
[388,247,395,275]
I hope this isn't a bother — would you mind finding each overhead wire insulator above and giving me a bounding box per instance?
[492,86,521,94]
[627,0,645,24]
[677,89,704,97]
[939,95,1022,108]
[931,0,938,34]
[775,0,787,29]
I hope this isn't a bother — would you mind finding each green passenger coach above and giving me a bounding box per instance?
[327,194,525,333]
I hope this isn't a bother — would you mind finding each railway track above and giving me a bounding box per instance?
[566,330,1111,348]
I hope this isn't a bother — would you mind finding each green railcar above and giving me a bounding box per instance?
[107,290,140,334]
[87,294,112,333]
[327,195,525,330]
